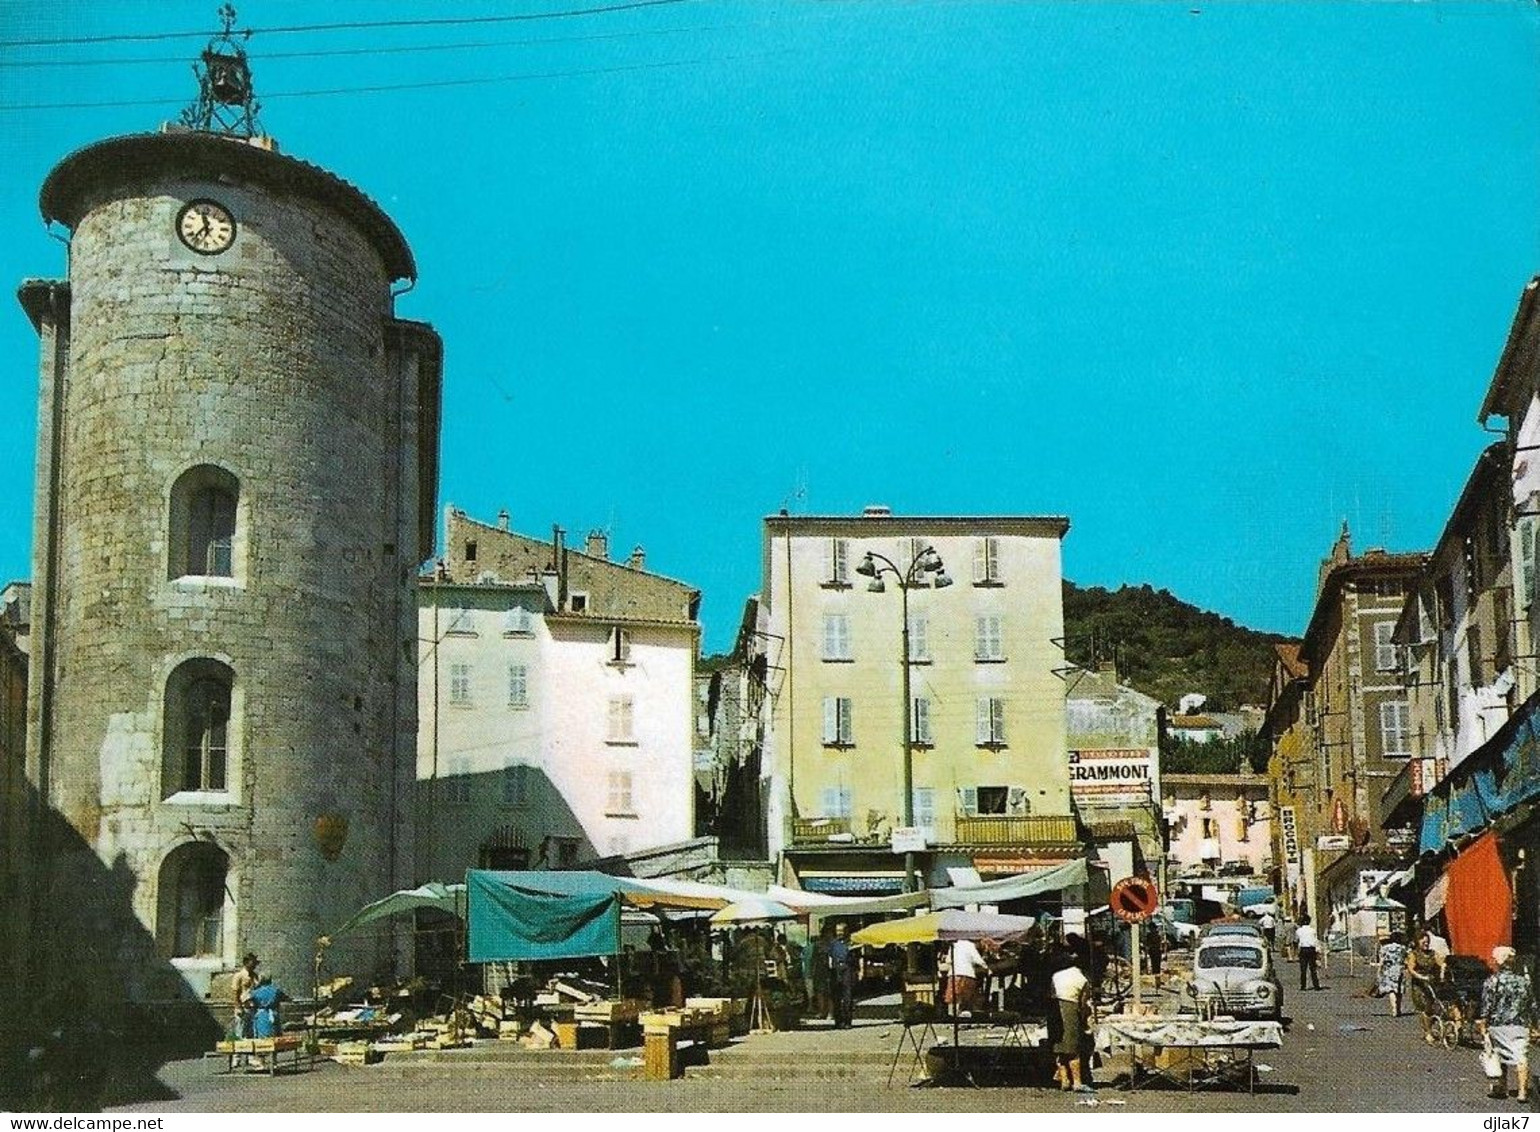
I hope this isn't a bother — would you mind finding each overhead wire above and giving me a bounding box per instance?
[0,19,743,69]
[0,51,787,112]
[0,0,696,49]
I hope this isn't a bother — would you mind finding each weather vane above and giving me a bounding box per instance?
[180,4,262,137]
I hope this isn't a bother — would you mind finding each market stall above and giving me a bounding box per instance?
[853,909,1047,1087]
[1094,1015,1283,1093]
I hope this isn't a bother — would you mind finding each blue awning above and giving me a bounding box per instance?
[801,875,907,895]
[1420,689,1540,854]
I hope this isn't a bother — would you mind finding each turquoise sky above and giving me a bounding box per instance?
[2,1,1538,654]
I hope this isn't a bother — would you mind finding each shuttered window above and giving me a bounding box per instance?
[822,696,854,746]
[976,697,1006,746]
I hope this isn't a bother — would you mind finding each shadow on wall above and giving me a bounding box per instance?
[415,764,596,878]
[0,780,220,1111]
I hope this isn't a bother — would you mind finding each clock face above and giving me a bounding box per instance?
[177,199,236,255]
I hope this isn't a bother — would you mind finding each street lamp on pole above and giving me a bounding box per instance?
[854,545,953,893]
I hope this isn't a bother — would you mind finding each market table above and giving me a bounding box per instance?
[887,1007,1047,1087]
[213,1035,313,1076]
[1094,1016,1283,1093]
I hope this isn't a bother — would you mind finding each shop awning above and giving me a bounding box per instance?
[929,857,1088,908]
[1421,689,1540,854]
[466,870,785,962]
[851,909,1037,947]
[1445,832,1512,959]
[326,882,466,941]
[799,870,907,896]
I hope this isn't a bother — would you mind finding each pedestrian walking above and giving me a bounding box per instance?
[1296,915,1322,991]
[1406,931,1442,1045]
[1478,945,1537,1102]
[1376,931,1407,1017]
[1260,911,1277,950]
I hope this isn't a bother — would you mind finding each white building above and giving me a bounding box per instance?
[416,510,700,882]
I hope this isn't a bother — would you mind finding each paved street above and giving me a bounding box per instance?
[106,956,1533,1114]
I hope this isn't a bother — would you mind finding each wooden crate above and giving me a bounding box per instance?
[574,999,642,1023]
[644,1032,680,1081]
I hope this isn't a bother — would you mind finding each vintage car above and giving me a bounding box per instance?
[1187,937,1283,1021]
[1197,918,1265,943]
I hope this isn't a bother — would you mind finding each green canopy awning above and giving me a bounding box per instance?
[327,882,465,941]
[465,870,751,962]
[467,871,622,962]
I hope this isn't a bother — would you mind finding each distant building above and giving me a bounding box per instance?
[761,508,1078,895]
[1383,446,1512,856]
[1272,526,1424,923]
[1166,714,1224,744]
[695,599,771,861]
[1163,772,1272,878]
[1065,663,1163,886]
[1266,643,1312,917]
[418,510,701,882]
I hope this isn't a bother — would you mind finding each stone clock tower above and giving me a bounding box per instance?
[16,17,441,1012]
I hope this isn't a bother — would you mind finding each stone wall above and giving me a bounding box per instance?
[25,136,435,1004]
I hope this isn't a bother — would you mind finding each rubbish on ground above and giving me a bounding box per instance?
[1306,1023,1315,1031]
[1104,1099,1128,1105]
[1337,1023,1371,1033]
[1076,1099,1099,1106]
[1256,1063,1274,1072]
[610,1055,644,1068]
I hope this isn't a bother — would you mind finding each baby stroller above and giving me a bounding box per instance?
[1429,956,1492,1050]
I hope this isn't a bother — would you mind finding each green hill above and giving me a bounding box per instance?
[1062,581,1294,711]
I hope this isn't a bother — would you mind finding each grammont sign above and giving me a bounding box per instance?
[1069,748,1154,803]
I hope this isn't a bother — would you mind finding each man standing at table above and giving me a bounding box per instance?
[948,937,988,1015]
[827,924,855,1029]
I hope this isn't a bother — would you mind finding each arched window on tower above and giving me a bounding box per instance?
[168,465,240,580]
[164,658,235,795]
[157,842,230,959]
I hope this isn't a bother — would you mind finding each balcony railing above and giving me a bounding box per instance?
[952,814,1077,846]
[792,816,852,843]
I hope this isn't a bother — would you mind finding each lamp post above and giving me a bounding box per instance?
[855,545,953,893]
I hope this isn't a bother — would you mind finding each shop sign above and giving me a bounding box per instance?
[1425,872,1449,920]
[1317,834,1352,852]
[1279,805,1301,866]
[1069,748,1155,804]
[890,827,927,854]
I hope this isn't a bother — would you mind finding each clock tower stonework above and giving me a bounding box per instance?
[17,123,441,1014]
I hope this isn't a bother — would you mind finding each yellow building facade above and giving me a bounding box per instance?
[761,509,1075,892]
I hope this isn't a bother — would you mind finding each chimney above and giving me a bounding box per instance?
[552,526,567,609]
[497,509,510,531]
[540,569,560,610]
[585,529,609,560]
[628,545,647,571]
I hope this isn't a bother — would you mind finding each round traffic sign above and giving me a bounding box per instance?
[1110,876,1160,923]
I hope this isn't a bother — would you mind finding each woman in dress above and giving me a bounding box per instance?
[1479,946,1536,1102]
[1376,931,1408,1017]
[1405,931,1443,1044]
[1050,950,1094,1093]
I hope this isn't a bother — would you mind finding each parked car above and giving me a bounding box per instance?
[1187,937,1283,1021]
[1198,918,1265,943]
[1156,908,1202,947]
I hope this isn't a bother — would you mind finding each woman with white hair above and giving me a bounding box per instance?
[1478,945,1537,1102]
